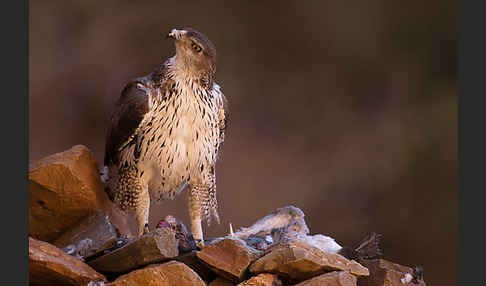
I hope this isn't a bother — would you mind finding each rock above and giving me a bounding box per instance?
[294,271,357,286]
[175,251,217,282]
[106,261,205,286]
[29,237,106,286]
[249,240,368,282]
[197,238,263,282]
[358,259,425,286]
[237,273,283,286]
[88,227,178,273]
[209,277,236,286]
[53,210,118,259]
[29,145,130,242]
[103,199,135,240]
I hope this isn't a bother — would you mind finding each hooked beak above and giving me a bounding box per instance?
[166,29,187,40]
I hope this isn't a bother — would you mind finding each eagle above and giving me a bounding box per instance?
[102,28,228,246]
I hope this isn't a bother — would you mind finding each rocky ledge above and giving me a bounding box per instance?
[29,145,426,286]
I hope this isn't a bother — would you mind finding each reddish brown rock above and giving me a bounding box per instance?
[249,240,368,282]
[53,210,118,259]
[29,237,106,286]
[106,260,206,286]
[358,259,425,286]
[197,238,263,282]
[238,273,283,286]
[88,227,178,273]
[30,145,122,242]
[295,271,357,286]
[175,251,216,282]
[209,277,236,286]
[30,145,134,241]
[103,199,135,239]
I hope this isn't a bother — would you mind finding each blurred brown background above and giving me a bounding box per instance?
[30,1,457,285]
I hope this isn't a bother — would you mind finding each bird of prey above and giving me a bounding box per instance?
[102,28,228,246]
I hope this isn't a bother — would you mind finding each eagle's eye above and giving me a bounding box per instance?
[191,42,202,53]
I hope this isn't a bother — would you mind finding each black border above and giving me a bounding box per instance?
[459,0,484,285]
[3,0,29,285]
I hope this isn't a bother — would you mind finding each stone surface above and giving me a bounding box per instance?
[175,251,216,282]
[106,261,206,286]
[358,259,425,286]
[197,238,263,282]
[295,271,357,286]
[88,227,178,273]
[29,237,106,286]
[209,277,236,286]
[238,273,283,286]
[53,210,118,259]
[103,199,135,239]
[29,144,133,242]
[250,240,368,282]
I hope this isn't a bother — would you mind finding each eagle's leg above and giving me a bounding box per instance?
[188,184,206,248]
[134,186,150,237]
[112,166,150,239]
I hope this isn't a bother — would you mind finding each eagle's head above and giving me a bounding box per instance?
[167,28,216,81]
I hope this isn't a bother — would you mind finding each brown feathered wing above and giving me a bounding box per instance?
[104,80,150,166]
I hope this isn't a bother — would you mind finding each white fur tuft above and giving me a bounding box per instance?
[304,234,343,254]
[100,166,109,185]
